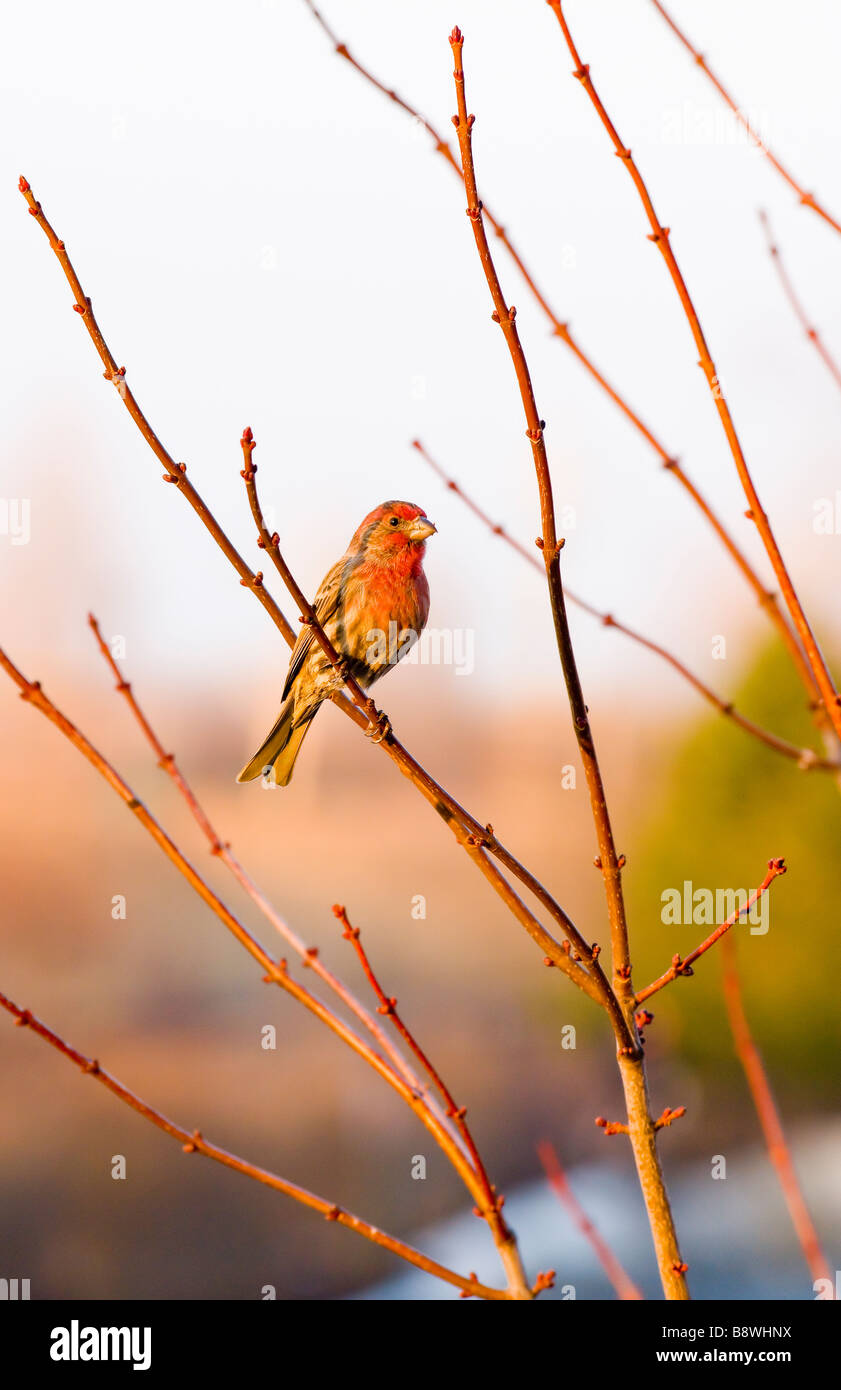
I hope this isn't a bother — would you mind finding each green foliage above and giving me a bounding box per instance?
[628,640,841,1104]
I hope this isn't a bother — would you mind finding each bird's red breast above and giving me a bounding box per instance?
[281,500,435,704]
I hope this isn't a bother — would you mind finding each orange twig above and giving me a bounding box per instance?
[720,933,832,1288]
[16,179,297,651]
[759,209,841,397]
[448,27,632,1003]
[653,1107,686,1131]
[595,1116,630,1137]
[238,428,620,1019]
[449,26,688,1302]
[649,0,841,238]
[412,439,828,771]
[636,859,787,1005]
[333,903,528,1285]
[302,2,820,714]
[0,644,514,1257]
[548,4,841,748]
[86,612,451,1122]
[537,1139,643,1300]
[0,990,510,1301]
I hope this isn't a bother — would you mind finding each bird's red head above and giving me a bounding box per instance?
[350,501,437,565]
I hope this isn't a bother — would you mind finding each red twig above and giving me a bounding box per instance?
[595,1116,630,1137]
[239,429,621,1020]
[759,209,841,397]
[653,1107,686,1131]
[0,644,512,1251]
[537,1139,643,1300]
[333,903,528,1285]
[547,5,841,748]
[636,859,787,1005]
[720,933,832,1287]
[86,612,452,1123]
[448,27,633,1009]
[301,2,824,724]
[412,439,828,772]
[449,25,689,1302]
[649,0,841,238]
[0,989,510,1300]
[16,178,297,650]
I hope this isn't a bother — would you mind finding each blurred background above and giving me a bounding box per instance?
[1,0,839,1299]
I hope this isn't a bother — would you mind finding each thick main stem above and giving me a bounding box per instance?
[617,1047,689,1299]
[449,27,688,1298]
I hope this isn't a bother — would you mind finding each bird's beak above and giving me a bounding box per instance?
[408,516,437,541]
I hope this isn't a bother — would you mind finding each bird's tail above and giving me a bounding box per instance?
[236,697,315,786]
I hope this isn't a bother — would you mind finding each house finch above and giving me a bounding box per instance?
[237,500,436,786]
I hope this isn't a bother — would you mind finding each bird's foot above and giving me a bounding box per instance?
[365,704,392,745]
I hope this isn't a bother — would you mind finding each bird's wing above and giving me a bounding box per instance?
[281,555,346,701]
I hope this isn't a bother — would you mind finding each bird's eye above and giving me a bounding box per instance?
[389,516,400,527]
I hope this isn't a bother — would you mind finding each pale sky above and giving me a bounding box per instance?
[3,0,840,717]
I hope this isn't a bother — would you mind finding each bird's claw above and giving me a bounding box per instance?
[365,709,392,744]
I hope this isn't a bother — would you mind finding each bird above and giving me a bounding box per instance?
[237,500,436,786]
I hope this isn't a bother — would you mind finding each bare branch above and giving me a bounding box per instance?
[547,5,841,747]
[720,932,832,1286]
[86,612,452,1124]
[300,3,823,716]
[448,26,688,1300]
[334,904,531,1295]
[635,859,787,1005]
[238,429,624,1021]
[649,0,841,238]
[537,1139,643,1300]
[0,644,512,1245]
[413,440,829,772]
[448,26,633,1010]
[759,209,841,396]
[0,989,511,1301]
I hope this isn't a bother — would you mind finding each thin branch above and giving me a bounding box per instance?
[759,209,841,396]
[536,1139,643,1300]
[649,0,841,238]
[448,27,688,1300]
[0,989,511,1301]
[86,611,453,1128]
[635,858,787,1006]
[18,175,633,1044]
[334,904,528,1290]
[412,439,829,772]
[17,179,296,651]
[301,2,822,723]
[239,430,629,1031]
[448,26,633,1012]
[0,644,514,1252]
[719,933,832,1287]
[548,5,841,749]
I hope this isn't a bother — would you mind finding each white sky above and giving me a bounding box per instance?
[3,0,840,715]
